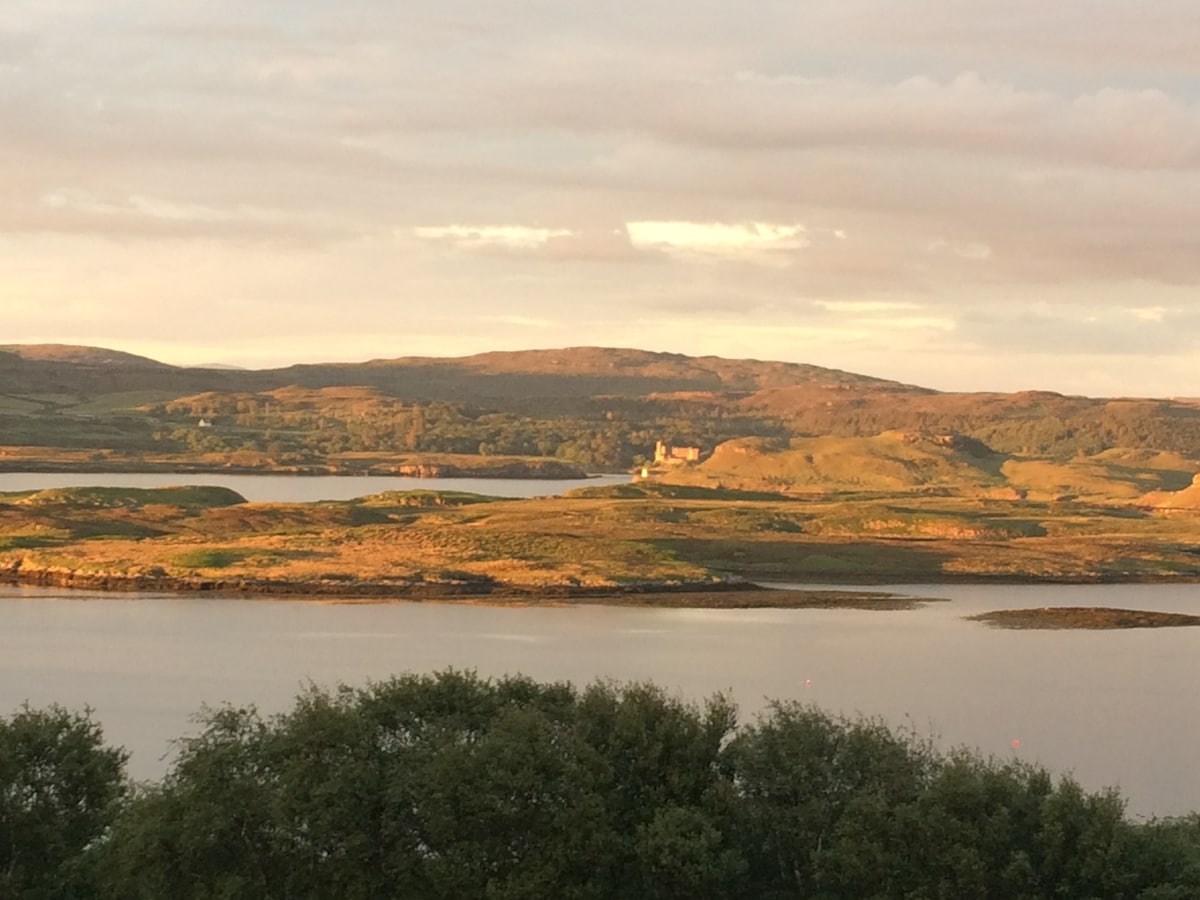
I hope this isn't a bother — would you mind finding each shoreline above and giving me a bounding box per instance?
[0,459,599,480]
[3,564,1196,607]
[0,563,938,607]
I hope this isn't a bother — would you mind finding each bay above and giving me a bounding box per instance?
[0,582,1197,818]
[0,471,630,502]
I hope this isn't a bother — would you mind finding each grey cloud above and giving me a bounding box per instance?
[537,229,658,264]
[384,69,1200,174]
[957,303,1200,356]
[0,28,38,63]
[4,0,1200,395]
[838,0,1200,75]
[0,192,347,245]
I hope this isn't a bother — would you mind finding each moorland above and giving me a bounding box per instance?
[1,343,1199,598]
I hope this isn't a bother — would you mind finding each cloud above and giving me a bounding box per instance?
[839,0,1200,75]
[409,225,657,263]
[2,0,1200,395]
[806,299,956,335]
[41,189,267,224]
[813,301,923,313]
[926,239,993,261]
[6,187,344,244]
[538,228,650,263]
[411,221,810,264]
[957,300,1200,356]
[412,224,571,249]
[626,221,806,257]
[1128,306,1168,323]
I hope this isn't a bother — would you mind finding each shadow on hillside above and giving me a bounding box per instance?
[650,537,958,581]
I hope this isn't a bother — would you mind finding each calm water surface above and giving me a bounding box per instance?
[1,582,1197,818]
[0,471,629,502]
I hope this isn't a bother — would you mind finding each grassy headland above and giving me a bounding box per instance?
[2,482,1198,603]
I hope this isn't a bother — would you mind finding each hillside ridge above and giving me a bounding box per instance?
[0,344,172,368]
[2,343,1199,485]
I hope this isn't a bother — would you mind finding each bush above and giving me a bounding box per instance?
[4,675,1199,898]
[0,705,128,899]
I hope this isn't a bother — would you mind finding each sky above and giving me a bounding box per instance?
[3,1,1200,396]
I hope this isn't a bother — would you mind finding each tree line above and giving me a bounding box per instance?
[3,671,1199,899]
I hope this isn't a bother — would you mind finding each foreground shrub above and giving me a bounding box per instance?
[0,705,128,900]
[3,673,1199,898]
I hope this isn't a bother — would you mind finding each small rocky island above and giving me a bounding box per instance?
[969,607,1200,630]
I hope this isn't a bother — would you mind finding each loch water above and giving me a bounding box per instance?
[1,581,1197,818]
[0,471,630,502]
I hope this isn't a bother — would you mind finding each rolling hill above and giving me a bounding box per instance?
[0,344,1197,501]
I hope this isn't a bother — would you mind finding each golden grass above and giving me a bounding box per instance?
[654,434,1198,505]
[3,486,1200,593]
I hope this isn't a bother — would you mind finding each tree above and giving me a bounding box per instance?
[0,705,127,900]
[724,703,936,898]
[98,705,288,900]
[41,676,1200,899]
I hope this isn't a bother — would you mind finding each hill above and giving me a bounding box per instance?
[655,432,1197,502]
[0,344,172,368]
[0,345,1198,493]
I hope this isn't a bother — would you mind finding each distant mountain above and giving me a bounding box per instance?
[257,347,921,408]
[0,344,915,399]
[374,347,906,390]
[0,344,172,368]
[0,345,242,397]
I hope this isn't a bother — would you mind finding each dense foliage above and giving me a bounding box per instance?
[140,394,780,469]
[89,390,1200,467]
[3,673,1199,898]
[0,705,127,899]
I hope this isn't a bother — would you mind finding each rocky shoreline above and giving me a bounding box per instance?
[969,606,1200,629]
[3,556,1197,606]
[0,561,732,598]
[0,563,936,609]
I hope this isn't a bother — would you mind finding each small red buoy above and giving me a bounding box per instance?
[804,679,812,687]
[1011,738,1021,749]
